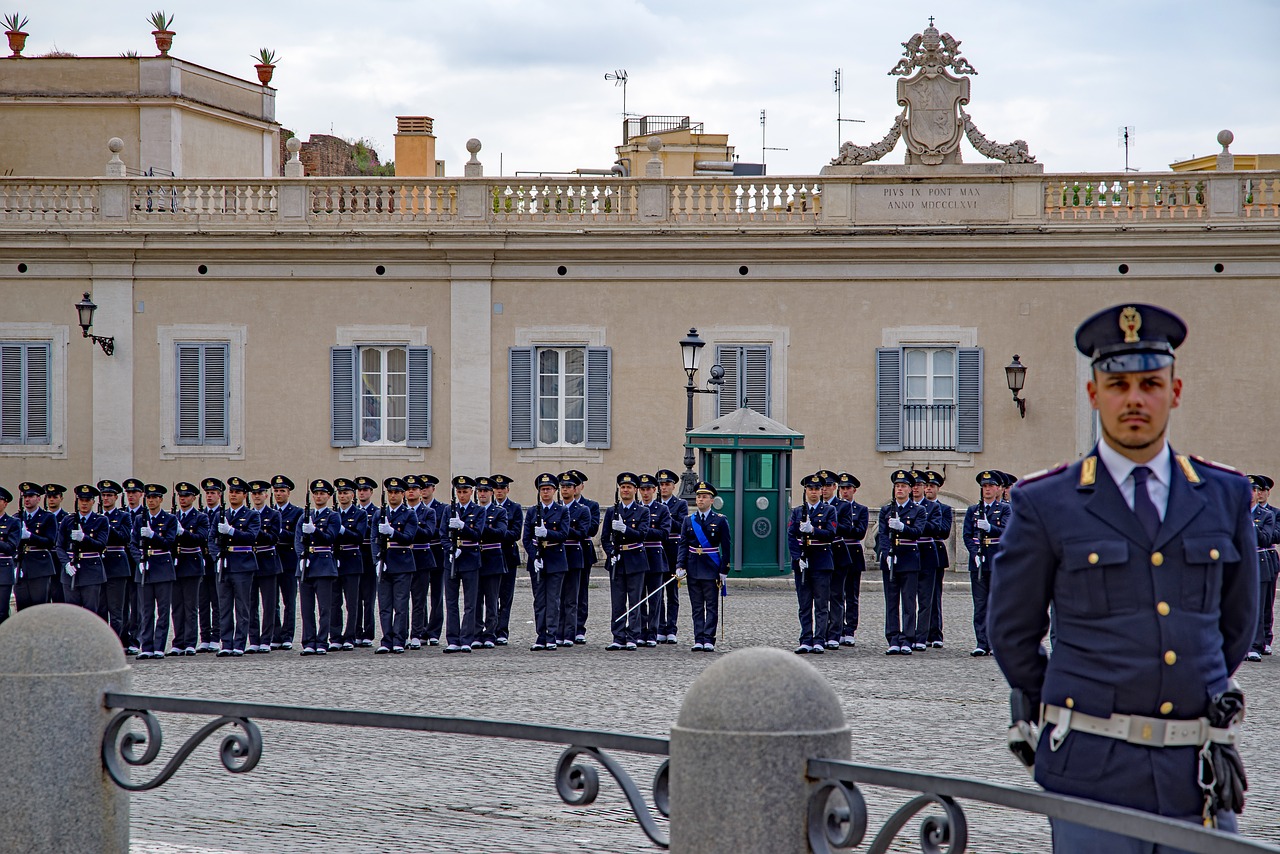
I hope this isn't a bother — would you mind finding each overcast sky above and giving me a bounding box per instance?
[23,0,1278,176]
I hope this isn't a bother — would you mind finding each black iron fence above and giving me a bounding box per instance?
[99,692,1280,854]
[902,403,956,451]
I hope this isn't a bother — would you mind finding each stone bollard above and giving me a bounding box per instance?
[670,647,850,854]
[0,604,131,853]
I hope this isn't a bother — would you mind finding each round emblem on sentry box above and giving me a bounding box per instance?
[752,518,772,538]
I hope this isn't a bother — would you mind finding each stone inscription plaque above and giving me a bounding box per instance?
[854,182,1010,223]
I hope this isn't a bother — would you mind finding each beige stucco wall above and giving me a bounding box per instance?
[0,105,139,176]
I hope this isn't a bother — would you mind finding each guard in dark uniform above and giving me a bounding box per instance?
[14,482,57,609]
[120,478,145,650]
[0,486,20,624]
[197,478,224,652]
[921,471,953,648]
[44,483,67,603]
[296,479,342,655]
[271,474,302,650]
[170,481,209,655]
[474,477,509,648]
[824,470,855,650]
[963,471,1008,656]
[558,471,590,648]
[443,476,488,653]
[911,470,948,651]
[95,480,132,641]
[57,483,109,614]
[989,303,1257,848]
[131,484,177,659]
[1246,475,1276,662]
[1260,475,1280,654]
[601,473,650,649]
[657,469,688,644]
[523,472,571,650]
[372,477,418,653]
[354,475,380,647]
[403,475,435,650]
[570,471,601,645]
[788,473,839,654]
[330,478,368,651]
[835,473,868,646]
[423,475,449,646]
[638,473,671,647]
[675,481,730,651]
[247,480,281,654]
[492,474,522,645]
[875,470,927,655]
[214,477,262,656]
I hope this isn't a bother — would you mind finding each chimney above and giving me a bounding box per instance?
[394,116,439,177]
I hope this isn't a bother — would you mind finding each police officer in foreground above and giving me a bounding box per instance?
[989,303,1257,849]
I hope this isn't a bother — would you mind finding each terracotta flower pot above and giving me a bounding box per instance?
[6,30,27,57]
[152,29,174,56]
[255,63,274,85]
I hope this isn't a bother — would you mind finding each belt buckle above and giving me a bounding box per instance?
[1127,716,1167,746]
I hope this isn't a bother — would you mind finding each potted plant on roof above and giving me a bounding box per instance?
[147,10,174,56]
[252,47,278,85]
[3,13,29,57]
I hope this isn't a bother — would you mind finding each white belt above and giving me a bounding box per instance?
[1042,704,1236,750]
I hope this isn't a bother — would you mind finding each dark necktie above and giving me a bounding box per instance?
[1131,466,1161,542]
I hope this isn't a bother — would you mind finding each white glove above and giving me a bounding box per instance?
[798,559,809,572]
[533,558,544,572]
[448,516,465,530]
[719,573,727,585]
[378,521,394,535]
[217,521,234,535]
[338,526,346,536]
[140,525,154,539]
[799,520,814,534]
[19,525,31,540]
[301,522,317,534]
[976,518,991,532]
[533,525,548,538]
[175,521,185,536]
[611,518,626,533]
[453,548,462,560]
[70,529,85,542]
[65,562,76,577]
[676,567,687,579]
[888,518,905,531]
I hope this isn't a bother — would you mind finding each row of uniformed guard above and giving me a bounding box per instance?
[0,468,738,655]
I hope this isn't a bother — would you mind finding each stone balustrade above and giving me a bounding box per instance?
[0,171,1276,230]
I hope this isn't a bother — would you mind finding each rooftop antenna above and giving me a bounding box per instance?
[1118,126,1139,172]
[605,69,629,142]
[833,68,865,152]
[760,109,788,169]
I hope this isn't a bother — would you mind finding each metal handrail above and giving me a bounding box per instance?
[806,758,1280,854]
[102,692,671,848]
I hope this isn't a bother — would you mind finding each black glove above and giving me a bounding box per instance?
[1007,688,1039,772]
[1202,683,1247,814]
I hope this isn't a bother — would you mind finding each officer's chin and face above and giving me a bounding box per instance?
[204,490,221,509]
[804,486,823,506]
[145,495,163,513]
[102,493,118,511]
[357,487,373,504]
[893,483,910,504]
[405,486,421,505]
[560,485,576,503]
[617,484,636,504]
[77,497,95,515]
[639,486,657,505]
[981,483,1000,503]
[1253,486,1265,508]
[1088,363,1182,461]
[839,485,856,501]
[539,485,557,504]
[494,486,509,502]
[387,488,404,507]
[273,486,291,505]
[23,494,40,513]
[477,488,493,506]
[177,493,195,511]
[249,489,267,509]
[456,486,473,506]
[924,484,939,501]
[694,493,713,512]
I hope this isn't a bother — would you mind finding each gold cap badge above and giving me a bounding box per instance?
[1119,306,1142,344]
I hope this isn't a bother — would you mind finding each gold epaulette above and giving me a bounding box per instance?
[1079,456,1097,487]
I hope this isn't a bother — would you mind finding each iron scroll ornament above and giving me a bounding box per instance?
[557,747,670,848]
[102,709,262,791]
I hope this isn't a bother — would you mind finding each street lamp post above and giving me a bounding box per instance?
[74,292,115,356]
[1005,354,1027,418]
[679,328,724,501]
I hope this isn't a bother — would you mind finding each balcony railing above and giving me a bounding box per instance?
[902,404,956,452]
[0,171,1275,229]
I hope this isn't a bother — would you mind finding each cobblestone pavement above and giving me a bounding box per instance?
[126,579,1280,853]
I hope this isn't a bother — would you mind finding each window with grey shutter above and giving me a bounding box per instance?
[406,346,432,447]
[0,341,51,445]
[331,346,358,447]
[875,347,903,451]
[955,347,983,452]
[715,344,771,416]
[584,346,611,448]
[508,346,535,448]
[175,342,229,446]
